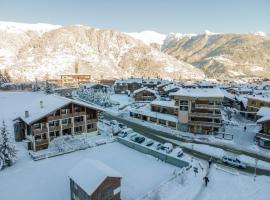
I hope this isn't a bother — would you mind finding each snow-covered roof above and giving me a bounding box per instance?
[130,104,178,123]
[163,84,181,92]
[115,78,168,85]
[257,107,270,123]
[151,100,177,108]
[170,88,224,98]
[81,83,109,89]
[18,94,102,124]
[257,107,270,117]
[133,87,157,96]
[248,95,270,103]
[221,89,236,101]
[69,159,121,195]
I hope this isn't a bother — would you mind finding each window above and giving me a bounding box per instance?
[87,124,93,130]
[180,106,188,111]
[62,118,71,125]
[75,126,83,133]
[33,123,41,129]
[159,119,166,125]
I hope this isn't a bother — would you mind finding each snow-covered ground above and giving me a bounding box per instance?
[1,91,270,200]
[0,142,177,200]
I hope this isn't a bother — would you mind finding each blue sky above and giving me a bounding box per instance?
[0,0,269,34]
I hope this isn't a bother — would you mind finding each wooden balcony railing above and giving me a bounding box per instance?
[35,139,49,146]
[189,112,221,118]
[32,128,48,134]
[189,120,222,127]
[256,132,270,140]
[195,104,222,109]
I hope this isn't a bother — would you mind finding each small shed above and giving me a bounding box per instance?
[69,159,121,200]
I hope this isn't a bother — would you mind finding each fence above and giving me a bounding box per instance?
[117,137,189,168]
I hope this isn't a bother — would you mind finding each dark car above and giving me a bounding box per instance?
[118,123,127,129]
[135,136,145,144]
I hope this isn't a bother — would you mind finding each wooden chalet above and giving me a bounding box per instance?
[13,95,101,151]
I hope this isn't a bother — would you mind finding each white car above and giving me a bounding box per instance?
[175,147,184,157]
[222,155,247,169]
[160,143,173,153]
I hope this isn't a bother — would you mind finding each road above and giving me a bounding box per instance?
[103,112,270,176]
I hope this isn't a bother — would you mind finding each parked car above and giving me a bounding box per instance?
[222,155,246,169]
[118,131,128,138]
[130,133,138,141]
[110,120,118,126]
[118,123,127,129]
[155,143,162,150]
[145,139,154,147]
[118,128,133,138]
[175,147,184,157]
[134,136,145,144]
[160,143,173,153]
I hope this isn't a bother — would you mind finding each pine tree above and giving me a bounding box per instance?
[0,121,17,169]
[44,80,52,94]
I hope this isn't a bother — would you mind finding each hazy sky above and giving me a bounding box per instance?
[0,0,269,34]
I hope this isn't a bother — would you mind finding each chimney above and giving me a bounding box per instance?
[40,101,44,109]
[25,111,29,118]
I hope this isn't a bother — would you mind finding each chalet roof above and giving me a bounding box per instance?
[69,159,121,195]
[115,78,168,85]
[81,83,109,89]
[248,95,270,103]
[18,94,102,125]
[257,107,270,123]
[133,87,157,96]
[130,104,178,123]
[151,100,177,108]
[169,88,224,99]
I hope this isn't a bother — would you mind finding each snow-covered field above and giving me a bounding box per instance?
[0,142,177,200]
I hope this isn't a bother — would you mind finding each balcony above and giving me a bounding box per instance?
[195,104,222,109]
[189,112,221,118]
[62,123,73,130]
[87,119,98,124]
[48,126,61,132]
[256,132,270,141]
[35,139,49,147]
[188,120,221,127]
[74,121,85,127]
[32,128,48,134]
[73,111,86,117]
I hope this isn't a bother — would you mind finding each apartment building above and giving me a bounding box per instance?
[247,96,270,112]
[13,95,100,151]
[60,74,92,87]
[170,88,224,134]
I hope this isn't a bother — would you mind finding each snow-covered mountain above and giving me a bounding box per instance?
[162,32,270,79]
[0,22,204,81]
[126,31,166,45]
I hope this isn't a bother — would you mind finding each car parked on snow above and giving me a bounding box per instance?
[161,143,173,153]
[134,136,145,144]
[155,143,162,150]
[222,155,246,169]
[118,123,127,129]
[110,120,118,126]
[175,147,184,157]
[118,128,133,138]
[145,139,154,147]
